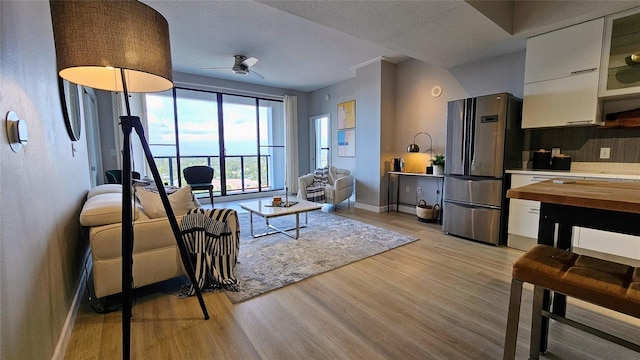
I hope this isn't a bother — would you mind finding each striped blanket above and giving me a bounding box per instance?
[178,208,240,297]
[306,167,329,202]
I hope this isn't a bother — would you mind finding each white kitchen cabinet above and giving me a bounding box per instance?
[524,19,604,84]
[575,227,640,261]
[507,174,564,251]
[522,71,600,128]
[507,202,539,239]
[522,18,605,128]
[599,7,640,98]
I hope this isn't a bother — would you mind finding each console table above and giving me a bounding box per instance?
[387,171,444,217]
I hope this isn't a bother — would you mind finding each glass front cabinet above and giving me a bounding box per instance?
[599,7,640,98]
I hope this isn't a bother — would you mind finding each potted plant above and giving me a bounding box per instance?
[431,154,445,175]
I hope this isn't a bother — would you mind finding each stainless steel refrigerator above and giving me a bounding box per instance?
[443,93,522,245]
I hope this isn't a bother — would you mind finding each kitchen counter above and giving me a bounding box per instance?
[506,162,640,180]
[507,179,640,214]
[506,166,640,262]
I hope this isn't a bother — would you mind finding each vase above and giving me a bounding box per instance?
[433,165,444,175]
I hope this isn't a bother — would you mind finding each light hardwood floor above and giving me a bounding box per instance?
[65,199,640,359]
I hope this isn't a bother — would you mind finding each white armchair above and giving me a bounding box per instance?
[297,166,354,207]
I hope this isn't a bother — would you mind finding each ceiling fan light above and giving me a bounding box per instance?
[232,68,249,76]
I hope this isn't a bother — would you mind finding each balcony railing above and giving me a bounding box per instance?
[152,154,272,195]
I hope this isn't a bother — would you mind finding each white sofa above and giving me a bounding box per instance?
[297,166,354,207]
[79,184,237,299]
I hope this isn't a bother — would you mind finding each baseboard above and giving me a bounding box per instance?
[354,201,385,213]
[397,204,418,214]
[52,253,90,360]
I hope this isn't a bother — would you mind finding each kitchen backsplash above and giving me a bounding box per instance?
[528,126,640,163]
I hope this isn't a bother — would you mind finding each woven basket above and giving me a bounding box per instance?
[416,200,440,223]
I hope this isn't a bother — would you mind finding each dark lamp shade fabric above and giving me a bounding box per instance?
[50,0,173,93]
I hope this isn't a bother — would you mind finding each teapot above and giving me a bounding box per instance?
[392,158,405,172]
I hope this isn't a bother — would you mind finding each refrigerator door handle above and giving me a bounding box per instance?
[444,199,501,210]
[461,100,467,166]
[469,104,476,165]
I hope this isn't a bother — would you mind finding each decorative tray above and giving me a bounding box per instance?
[265,201,298,207]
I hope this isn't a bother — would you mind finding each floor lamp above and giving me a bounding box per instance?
[50,1,209,359]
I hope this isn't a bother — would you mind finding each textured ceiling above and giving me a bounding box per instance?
[142,0,640,92]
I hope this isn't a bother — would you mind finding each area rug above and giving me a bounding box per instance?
[224,210,418,303]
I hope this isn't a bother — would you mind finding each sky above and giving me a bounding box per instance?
[145,93,277,157]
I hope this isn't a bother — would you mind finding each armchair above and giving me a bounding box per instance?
[297,166,354,207]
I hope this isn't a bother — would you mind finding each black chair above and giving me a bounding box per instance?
[105,170,140,184]
[183,166,215,206]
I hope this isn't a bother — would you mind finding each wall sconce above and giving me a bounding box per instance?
[625,52,640,65]
[407,131,433,154]
[6,111,28,152]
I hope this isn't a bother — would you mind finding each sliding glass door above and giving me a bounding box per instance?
[145,88,284,198]
[176,89,220,193]
[146,90,178,186]
[222,95,258,194]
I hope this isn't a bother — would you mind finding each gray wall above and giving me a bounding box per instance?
[306,78,357,175]
[1,2,91,359]
[308,51,527,210]
[354,61,384,209]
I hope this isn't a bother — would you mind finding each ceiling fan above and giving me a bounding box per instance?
[201,55,264,79]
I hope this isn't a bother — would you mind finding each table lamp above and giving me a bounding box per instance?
[50,1,208,358]
[407,131,434,154]
[407,131,434,173]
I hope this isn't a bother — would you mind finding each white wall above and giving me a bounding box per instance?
[1,2,91,359]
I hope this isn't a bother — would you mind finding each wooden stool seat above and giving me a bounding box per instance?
[503,244,640,359]
[514,245,640,317]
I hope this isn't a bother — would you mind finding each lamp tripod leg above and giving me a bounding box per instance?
[123,116,210,321]
[120,119,134,360]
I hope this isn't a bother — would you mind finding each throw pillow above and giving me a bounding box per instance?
[313,167,329,185]
[136,186,198,219]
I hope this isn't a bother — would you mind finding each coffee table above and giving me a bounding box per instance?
[239,199,323,239]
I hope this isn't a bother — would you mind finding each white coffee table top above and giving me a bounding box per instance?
[239,198,322,218]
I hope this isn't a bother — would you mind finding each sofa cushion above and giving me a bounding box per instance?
[87,184,123,199]
[135,186,198,219]
[80,192,141,226]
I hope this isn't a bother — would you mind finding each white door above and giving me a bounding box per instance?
[309,114,330,170]
[83,87,103,187]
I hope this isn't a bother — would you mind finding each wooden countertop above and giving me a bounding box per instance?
[507,179,640,215]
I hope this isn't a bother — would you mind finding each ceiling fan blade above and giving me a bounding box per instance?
[249,69,265,79]
[200,66,231,70]
[242,57,259,67]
